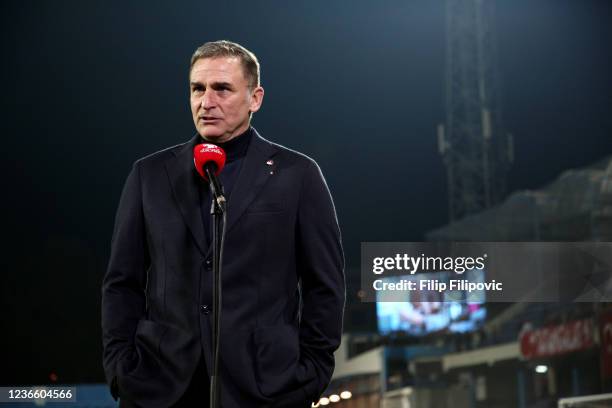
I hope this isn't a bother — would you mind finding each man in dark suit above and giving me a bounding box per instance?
[101,40,345,407]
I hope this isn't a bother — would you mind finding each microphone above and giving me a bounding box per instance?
[194,143,227,209]
[194,143,227,408]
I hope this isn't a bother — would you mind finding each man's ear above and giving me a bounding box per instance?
[249,86,264,113]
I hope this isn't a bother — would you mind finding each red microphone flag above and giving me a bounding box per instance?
[193,144,227,181]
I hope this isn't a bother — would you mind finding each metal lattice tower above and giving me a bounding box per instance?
[438,0,513,222]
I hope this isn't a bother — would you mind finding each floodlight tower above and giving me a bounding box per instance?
[438,0,513,221]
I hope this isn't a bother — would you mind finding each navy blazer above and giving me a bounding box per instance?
[101,129,345,407]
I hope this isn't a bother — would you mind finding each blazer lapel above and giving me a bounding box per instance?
[165,134,208,257]
[226,129,279,234]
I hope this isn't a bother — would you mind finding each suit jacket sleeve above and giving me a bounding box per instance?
[296,159,345,400]
[101,161,149,397]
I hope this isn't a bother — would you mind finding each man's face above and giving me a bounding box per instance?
[190,57,264,143]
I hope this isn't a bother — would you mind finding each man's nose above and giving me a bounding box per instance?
[201,90,216,109]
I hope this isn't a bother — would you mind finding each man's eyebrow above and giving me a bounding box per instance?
[211,81,233,89]
[189,81,233,89]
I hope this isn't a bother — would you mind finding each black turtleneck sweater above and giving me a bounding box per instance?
[199,126,253,243]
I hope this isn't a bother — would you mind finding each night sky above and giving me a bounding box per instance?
[2,0,611,385]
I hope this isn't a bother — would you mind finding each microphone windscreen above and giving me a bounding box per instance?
[193,143,227,181]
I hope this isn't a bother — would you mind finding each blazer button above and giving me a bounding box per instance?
[200,304,210,315]
[205,259,212,269]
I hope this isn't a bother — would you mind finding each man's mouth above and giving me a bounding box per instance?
[199,116,220,123]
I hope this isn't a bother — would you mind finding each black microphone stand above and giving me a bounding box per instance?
[205,166,226,408]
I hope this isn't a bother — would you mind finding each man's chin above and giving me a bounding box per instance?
[198,127,224,142]
[197,123,246,143]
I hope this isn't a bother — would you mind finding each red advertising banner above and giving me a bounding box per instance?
[600,312,612,378]
[519,318,595,359]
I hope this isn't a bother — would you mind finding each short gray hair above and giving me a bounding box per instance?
[190,40,260,90]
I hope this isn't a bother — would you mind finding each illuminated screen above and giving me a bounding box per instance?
[376,269,487,336]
